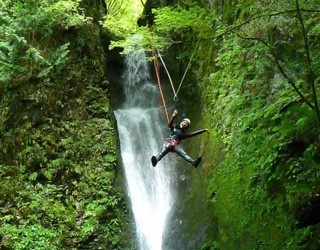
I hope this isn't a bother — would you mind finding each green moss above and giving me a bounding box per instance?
[0,0,130,249]
[148,0,320,249]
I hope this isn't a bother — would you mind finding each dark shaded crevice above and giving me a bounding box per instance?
[297,195,320,228]
[106,47,125,109]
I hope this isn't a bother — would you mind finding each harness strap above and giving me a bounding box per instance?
[165,138,180,151]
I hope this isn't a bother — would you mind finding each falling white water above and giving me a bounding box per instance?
[114,38,174,250]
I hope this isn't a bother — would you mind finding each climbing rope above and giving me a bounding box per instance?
[152,39,199,122]
[155,39,199,101]
[176,39,200,99]
[153,49,170,123]
[156,48,177,101]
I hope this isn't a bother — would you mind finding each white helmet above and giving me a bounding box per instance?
[181,118,191,126]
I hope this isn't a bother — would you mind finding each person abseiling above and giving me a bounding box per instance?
[151,109,208,168]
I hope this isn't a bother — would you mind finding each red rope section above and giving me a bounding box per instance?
[152,50,169,123]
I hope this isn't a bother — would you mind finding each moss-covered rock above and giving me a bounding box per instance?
[0,0,131,249]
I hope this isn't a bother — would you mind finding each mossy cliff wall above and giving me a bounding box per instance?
[0,0,131,249]
[141,0,320,249]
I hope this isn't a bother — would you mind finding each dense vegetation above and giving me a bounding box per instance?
[1,0,320,249]
[0,0,130,249]
[140,0,320,249]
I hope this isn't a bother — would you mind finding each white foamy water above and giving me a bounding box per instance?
[114,41,174,250]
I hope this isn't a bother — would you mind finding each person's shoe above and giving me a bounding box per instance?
[151,156,158,167]
[193,157,201,168]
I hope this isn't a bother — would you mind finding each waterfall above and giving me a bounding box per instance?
[114,40,175,250]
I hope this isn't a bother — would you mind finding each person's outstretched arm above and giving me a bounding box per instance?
[185,129,209,138]
[168,109,178,129]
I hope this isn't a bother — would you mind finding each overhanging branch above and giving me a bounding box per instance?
[213,9,320,40]
[235,33,315,111]
[295,0,320,123]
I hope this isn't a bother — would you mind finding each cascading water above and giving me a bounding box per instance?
[114,39,175,250]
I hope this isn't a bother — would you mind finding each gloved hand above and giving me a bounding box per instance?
[173,109,178,117]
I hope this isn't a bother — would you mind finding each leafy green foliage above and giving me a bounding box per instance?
[103,0,146,49]
[0,0,91,85]
[105,1,216,53]
[0,91,128,248]
[154,5,213,34]
[0,0,130,249]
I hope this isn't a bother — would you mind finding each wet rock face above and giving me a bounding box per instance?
[106,47,125,109]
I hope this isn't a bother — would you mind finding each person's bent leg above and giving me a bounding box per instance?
[156,145,170,161]
[175,145,201,168]
[174,145,194,164]
[151,145,170,167]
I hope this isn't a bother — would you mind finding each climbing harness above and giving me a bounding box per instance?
[165,138,180,150]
